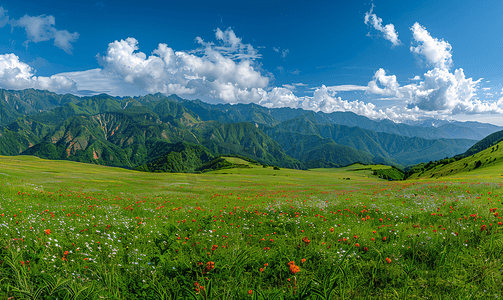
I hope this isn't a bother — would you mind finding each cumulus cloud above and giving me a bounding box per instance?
[363,24,503,116]
[0,53,77,93]
[98,29,269,104]
[410,23,452,70]
[367,69,402,97]
[364,5,401,46]
[257,85,421,122]
[406,68,499,114]
[0,6,78,54]
[365,67,502,115]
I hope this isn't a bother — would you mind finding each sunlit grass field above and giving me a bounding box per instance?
[1,155,502,299]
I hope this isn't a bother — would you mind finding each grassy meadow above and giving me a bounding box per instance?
[0,155,502,299]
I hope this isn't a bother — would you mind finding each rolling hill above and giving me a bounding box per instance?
[407,129,503,179]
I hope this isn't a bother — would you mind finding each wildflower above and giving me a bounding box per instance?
[288,261,300,274]
[480,225,487,231]
[44,229,51,235]
[260,268,264,272]
[205,261,215,272]
[355,243,360,247]
[302,236,311,246]
[301,258,306,264]
[385,257,391,264]
[290,265,300,274]
[382,236,387,241]
[248,290,253,295]
[264,263,268,267]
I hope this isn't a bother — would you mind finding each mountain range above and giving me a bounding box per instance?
[1,88,501,172]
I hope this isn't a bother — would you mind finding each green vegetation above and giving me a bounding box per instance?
[0,156,502,299]
[371,166,406,180]
[0,88,490,172]
[406,130,503,179]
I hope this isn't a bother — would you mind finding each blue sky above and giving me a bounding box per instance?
[1,0,503,125]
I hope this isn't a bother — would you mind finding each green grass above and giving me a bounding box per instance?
[409,140,503,180]
[1,155,503,299]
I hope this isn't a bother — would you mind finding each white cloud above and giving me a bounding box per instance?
[326,85,368,92]
[273,47,279,52]
[0,7,79,54]
[0,7,9,28]
[57,68,148,96]
[282,84,296,90]
[0,53,77,93]
[365,67,502,115]
[367,68,402,97]
[407,68,486,114]
[410,23,452,70]
[409,75,421,81]
[98,29,269,104]
[364,5,401,46]
[281,49,289,59]
[482,87,490,91]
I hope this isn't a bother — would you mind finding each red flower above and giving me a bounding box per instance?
[385,257,391,264]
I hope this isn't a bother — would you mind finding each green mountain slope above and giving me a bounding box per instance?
[263,116,475,166]
[0,89,80,125]
[408,139,503,179]
[0,89,498,172]
[456,130,503,158]
[136,141,215,173]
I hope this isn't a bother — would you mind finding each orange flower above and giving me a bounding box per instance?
[382,236,387,241]
[260,268,264,272]
[44,229,51,235]
[289,265,300,274]
[264,263,268,267]
[355,243,360,247]
[248,290,253,295]
[301,258,306,264]
[302,236,311,246]
[385,257,391,264]
[205,261,215,271]
[287,261,300,274]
